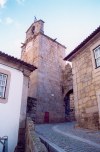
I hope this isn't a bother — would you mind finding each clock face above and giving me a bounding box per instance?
[31,26,35,34]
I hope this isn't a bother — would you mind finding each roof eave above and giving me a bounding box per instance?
[40,32,66,49]
[64,26,100,61]
[0,51,37,72]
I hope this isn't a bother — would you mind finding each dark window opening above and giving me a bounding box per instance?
[31,26,35,34]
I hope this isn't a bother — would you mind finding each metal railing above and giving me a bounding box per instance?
[0,136,8,152]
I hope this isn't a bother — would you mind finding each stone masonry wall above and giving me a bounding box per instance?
[35,34,65,123]
[21,33,66,123]
[21,35,40,99]
[21,20,66,123]
[63,64,75,121]
[25,117,48,152]
[72,34,100,130]
[63,64,73,96]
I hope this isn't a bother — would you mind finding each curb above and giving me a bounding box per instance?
[53,125,100,149]
[37,134,65,152]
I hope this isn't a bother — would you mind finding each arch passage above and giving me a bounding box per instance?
[64,90,75,121]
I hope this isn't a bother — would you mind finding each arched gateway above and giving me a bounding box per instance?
[64,89,75,121]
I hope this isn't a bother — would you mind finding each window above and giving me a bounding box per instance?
[0,73,7,98]
[0,68,11,103]
[94,45,100,68]
[31,26,35,34]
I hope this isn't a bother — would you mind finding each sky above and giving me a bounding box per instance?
[0,0,100,58]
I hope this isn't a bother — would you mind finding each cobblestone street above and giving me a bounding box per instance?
[35,122,100,152]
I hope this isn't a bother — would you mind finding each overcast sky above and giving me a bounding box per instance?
[0,0,100,58]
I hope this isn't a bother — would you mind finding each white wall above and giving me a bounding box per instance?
[0,64,23,152]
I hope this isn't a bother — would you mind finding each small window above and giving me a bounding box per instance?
[31,26,35,34]
[0,73,7,98]
[94,45,100,68]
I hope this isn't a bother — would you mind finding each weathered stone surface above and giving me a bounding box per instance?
[27,97,37,122]
[63,64,73,96]
[21,20,66,123]
[25,117,48,152]
[71,34,100,130]
[63,64,75,121]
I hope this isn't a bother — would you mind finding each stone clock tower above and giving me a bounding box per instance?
[21,19,66,123]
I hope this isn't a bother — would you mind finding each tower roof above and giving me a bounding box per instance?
[26,19,45,33]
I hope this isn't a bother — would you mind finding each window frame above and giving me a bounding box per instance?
[0,73,8,99]
[93,45,100,68]
[0,68,11,104]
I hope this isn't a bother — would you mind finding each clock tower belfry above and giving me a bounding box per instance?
[26,19,44,40]
[21,19,44,65]
[21,19,66,123]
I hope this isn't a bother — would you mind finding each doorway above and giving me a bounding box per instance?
[64,89,75,121]
[44,112,49,123]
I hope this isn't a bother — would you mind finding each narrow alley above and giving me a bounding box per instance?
[35,122,100,152]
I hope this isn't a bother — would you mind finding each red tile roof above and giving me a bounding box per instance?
[64,26,100,61]
[0,50,37,71]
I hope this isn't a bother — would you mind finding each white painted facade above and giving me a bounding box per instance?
[0,64,23,152]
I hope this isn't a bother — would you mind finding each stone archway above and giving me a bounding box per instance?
[64,89,75,121]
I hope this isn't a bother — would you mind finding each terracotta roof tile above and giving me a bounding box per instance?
[64,26,100,61]
[0,50,37,71]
